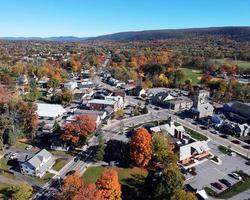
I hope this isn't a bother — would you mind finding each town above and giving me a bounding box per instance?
[0,1,250,200]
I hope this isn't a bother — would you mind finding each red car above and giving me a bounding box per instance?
[231,140,241,145]
[212,182,223,190]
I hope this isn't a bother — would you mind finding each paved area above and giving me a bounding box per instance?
[0,175,23,186]
[185,140,250,195]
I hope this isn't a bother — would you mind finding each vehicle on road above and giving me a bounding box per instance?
[220,135,229,139]
[25,145,33,150]
[231,140,241,145]
[245,161,250,166]
[211,182,223,190]
[230,172,242,181]
[219,179,231,187]
[242,145,250,149]
[210,130,218,134]
[10,152,18,159]
[184,184,197,192]
[65,170,76,176]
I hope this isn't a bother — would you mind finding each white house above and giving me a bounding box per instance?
[105,96,124,109]
[150,120,185,139]
[20,149,55,178]
[64,81,78,90]
[36,103,66,119]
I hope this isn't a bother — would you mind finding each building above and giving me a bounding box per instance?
[192,90,214,119]
[36,103,66,119]
[223,101,250,124]
[88,99,118,112]
[105,96,124,109]
[63,81,78,90]
[168,97,193,112]
[16,74,28,85]
[66,113,101,127]
[150,119,185,139]
[179,141,210,165]
[19,149,55,178]
[79,79,95,89]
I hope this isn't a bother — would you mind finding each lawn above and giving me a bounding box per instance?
[184,127,208,141]
[13,141,29,150]
[180,67,203,84]
[213,58,250,69]
[218,145,230,155]
[52,158,69,171]
[29,172,54,185]
[82,166,148,185]
[82,166,148,200]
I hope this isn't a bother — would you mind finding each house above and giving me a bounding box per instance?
[233,123,250,137]
[105,96,124,108]
[36,103,66,119]
[50,135,69,152]
[179,141,210,165]
[19,149,55,178]
[37,76,49,88]
[211,115,224,126]
[168,97,193,112]
[66,113,101,127]
[150,91,175,106]
[150,119,185,139]
[16,74,28,85]
[74,109,107,120]
[63,81,78,91]
[192,90,214,119]
[223,101,250,124]
[125,86,147,98]
[88,99,118,112]
[82,70,90,78]
[79,79,95,89]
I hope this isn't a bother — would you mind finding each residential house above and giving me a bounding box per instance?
[79,79,95,89]
[192,90,214,119]
[223,101,250,124]
[105,96,124,109]
[66,113,101,127]
[36,103,66,119]
[168,97,193,112]
[19,149,55,178]
[63,81,78,91]
[16,74,28,85]
[179,141,210,165]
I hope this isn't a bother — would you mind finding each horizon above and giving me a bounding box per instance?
[0,0,250,37]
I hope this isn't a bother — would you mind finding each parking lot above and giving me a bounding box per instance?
[185,141,250,193]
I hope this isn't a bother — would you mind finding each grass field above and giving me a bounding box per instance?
[213,58,250,69]
[180,67,203,84]
[82,166,148,185]
[184,127,208,141]
[53,158,69,171]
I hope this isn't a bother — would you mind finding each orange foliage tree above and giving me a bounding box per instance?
[62,114,96,146]
[130,127,152,167]
[72,183,104,200]
[96,168,122,200]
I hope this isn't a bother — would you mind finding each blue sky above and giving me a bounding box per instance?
[0,0,250,37]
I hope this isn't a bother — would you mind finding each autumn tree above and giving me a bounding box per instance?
[72,183,104,200]
[130,127,152,167]
[62,114,96,146]
[171,189,198,200]
[96,168,122,200]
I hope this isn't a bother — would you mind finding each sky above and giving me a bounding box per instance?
[0,0,250,37]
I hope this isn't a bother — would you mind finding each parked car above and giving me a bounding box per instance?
[245,161,250,166]
[25,145,33,150]
[9,153,18,159]
[210,130,218,134]
[212,182,223,190]
[220,135,228,139]
[181,167,188,175]
[231,140,241,145]
[219,179,231,187]
[184,184,197,192]
[242,145,250,150]
[230,172,242,181]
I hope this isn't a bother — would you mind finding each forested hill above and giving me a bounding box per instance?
[89,27,250,42]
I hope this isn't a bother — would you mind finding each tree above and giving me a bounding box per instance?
[130,128,152,167]
[96,168,122,200]
[72,183,104,200]
[9,183,33,200]
[152,132,176,166]
[171,189,197,200]
[94,134,106,162]
[152,164,184,199]
[114,109,124,119]
[58,171,84,200]
[62,114,96,146]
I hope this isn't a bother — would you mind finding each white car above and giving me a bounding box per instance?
[231,172,242,180]
[9,153,18,159]
[25,145,33,150]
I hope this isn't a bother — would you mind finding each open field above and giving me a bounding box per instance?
[180,67,203,84]
[53,158,69,171]
[213,58,250,69]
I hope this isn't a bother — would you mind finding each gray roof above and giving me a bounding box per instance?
[225,101,250,118]
[27,149,54,174]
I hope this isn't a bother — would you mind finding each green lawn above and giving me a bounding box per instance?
[218,145,230,155]
[13,141,30,150]
[184,127,208,141]
[28,172,54,185]
[213,58,250,69]
[53,158,69,171]
[82,166,148,185]
[180,67,203,84]
[0,158,11,171]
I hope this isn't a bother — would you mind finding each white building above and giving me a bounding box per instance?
[64,81,78,91]
[105,96,124,109]
[36,103,66,119]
